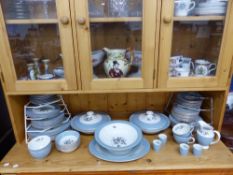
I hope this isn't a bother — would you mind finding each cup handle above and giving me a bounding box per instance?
[211,130,221,145]
[208,63,216,74]
[188,137,195,144]
[188,1,196,12]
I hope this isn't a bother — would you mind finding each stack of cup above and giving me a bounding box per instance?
[172,123,195,144]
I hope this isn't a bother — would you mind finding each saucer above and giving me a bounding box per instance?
[88,138,150,162]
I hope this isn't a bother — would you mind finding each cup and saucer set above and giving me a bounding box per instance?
[169,55,216,77]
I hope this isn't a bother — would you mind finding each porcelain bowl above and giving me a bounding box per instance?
[92,50,105,67]
[172,123,194,137]
[53,67,64,78]
[94,120,142,155]
[55,130,80,153]
[27,135,52,159]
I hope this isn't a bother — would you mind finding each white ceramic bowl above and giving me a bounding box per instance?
[172,123,194,137]
[53,67,64,78]
[94,120,142,154]
[28,135,52,159]
[92,50,105,67]
[55,130,80,153]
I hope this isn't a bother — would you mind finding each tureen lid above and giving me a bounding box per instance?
[71,111,111,134]
[129,111,170,133]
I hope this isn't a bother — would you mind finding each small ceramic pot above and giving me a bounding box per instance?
[27,135,52,159]
[153,139,162,152]
[179,143,190,156]
[192,144,203,157]
[158,133,167,145]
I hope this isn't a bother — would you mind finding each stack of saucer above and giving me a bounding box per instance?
[170,92,204,126]
[194,0,228,16]
[89,120,150,162]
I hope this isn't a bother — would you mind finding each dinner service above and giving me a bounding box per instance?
[194,59,216,76]
[153,139,162,152]
[179,143,190,156]
[27,135,52,159]
[28,119,70,140]
[129,111,170,134]
[92,50,105,67]
[26,104,62,119]
[71,111,111,134]
[30,112,65,130]
[196,128,221,148]
[94,120,142,155]
[55,130,80,153]
[158,133,168,145]
[174,0,196,16]
[192,144,203,157]
[173,133,195,144]
[172,123,194,137]
[88,138,150,162]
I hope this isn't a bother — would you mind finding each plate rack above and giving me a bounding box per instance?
[24,95,71,144]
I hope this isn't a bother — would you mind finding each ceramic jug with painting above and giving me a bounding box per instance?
[103,48,133,78]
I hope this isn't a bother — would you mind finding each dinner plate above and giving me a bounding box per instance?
[89,138,150,162]
[71,111,111,134]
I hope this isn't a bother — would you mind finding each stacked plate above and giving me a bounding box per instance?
[170,92,204,126]
[89,120,150,162]
[194,0,228,16]
[129,111,170,134]
[29,95,59,105]
[71,111,111,134]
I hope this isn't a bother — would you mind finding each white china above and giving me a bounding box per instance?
[129,111,170,134]
[94,120,142,154]
[174,67,190,77]
[71,111,111,134]
[170,55,182,67]
[174,0,196,16]
[28,135,52,159]
[172,123,194,137]
[194,59,216,76]
[55,130,80,153]
[38,74,54,80]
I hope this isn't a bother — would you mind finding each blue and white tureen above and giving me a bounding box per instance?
[71,111,111,134]
[129,111,170,134]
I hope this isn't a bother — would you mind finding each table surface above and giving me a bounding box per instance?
[1,129,233,174]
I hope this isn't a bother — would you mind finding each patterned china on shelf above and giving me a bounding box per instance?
[53,67,64,78]
[129,111,170,134]
[55,130,80,153]
[38,73,54,80]
[71,111,111,134]
[88,138,150,162]
[94,120,143,155]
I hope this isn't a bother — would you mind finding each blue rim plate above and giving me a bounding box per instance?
[71,112,111,134]
[94,120,142,152]
[89,138,150,163]
[129,111,170,134]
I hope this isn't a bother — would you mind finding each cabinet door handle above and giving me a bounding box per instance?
[77,17,86,25]
[60,16,70,25]
[163,16,172,24]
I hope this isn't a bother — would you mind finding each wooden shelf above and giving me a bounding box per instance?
[0,130,233,174]
[173,16,225,22]
[5,19,58,25]
[90,17,142,23]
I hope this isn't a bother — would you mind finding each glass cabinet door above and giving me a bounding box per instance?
[159,0,233,88]
[75,0,158,90]
[0,0,77,92]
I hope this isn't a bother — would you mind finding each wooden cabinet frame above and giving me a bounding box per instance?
[0,0,78,92]
[74,0,159,90]
[158,0,233,89]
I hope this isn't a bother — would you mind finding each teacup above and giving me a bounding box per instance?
[194,59,216,76]
[196,129,221,147]
[173,134,195,144]
[174,0,196,16]
[170,56,183,67]
[172,123,194,137]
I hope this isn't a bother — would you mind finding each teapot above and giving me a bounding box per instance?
[103,48,133,78]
